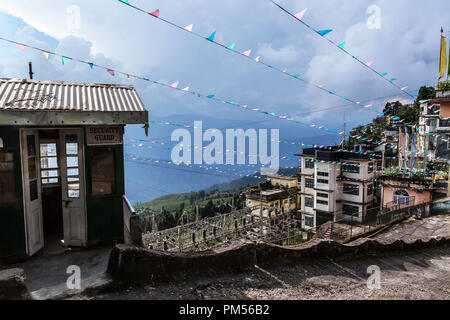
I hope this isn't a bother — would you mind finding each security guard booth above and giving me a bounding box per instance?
[0,78,148,265]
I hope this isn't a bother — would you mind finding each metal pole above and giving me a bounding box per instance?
[259,192,263,238]
[28,62,34,79]
[152,214,157,233]
[196,206,199,222]
[178,226,182,252]
[287,197,291,245]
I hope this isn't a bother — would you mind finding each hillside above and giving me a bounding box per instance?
[136,167,297,232]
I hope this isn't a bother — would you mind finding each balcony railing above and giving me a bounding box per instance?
[438,119,450,128]
[436,90,450,98]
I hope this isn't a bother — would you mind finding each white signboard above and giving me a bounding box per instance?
[86,126,123,146]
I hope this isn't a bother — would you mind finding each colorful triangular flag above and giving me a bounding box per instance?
[255,56,260,62]
[294,8,308,20]
[170,81,179,88]
[149,9,160,18]
[389,78,397,83]
[241,49,252,57]
[338,41,346,49]
[42,51,50,59]
[365,61,374,67]
[380,72,388,76]
[182,87,190,91]
[317,29,333,36]
[227,43,235,50]
[106,69,115,76]
[16,44,27,53]
[61,56,72,65]
[207,31,216,42]
[184,24,193,32]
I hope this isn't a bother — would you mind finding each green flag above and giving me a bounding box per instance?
[62,56,72,65]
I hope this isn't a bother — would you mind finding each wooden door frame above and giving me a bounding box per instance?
[19,128,44,256]
[20,127,88,254]
[60,128,88,247]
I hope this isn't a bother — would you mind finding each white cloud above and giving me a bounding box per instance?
[257,43,300,63]
[0,0,448,131]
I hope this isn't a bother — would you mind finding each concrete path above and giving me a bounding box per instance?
[374,214,450,241]
[1,246,113,300]
[72,246,450,300]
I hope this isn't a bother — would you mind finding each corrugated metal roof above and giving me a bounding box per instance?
[0,78,147,113]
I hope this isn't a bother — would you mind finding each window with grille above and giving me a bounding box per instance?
[317,192,328,199]
[317,199,328,205]
[305,159,314,169]
[367,184,374,195]
[317,172,329,177]
[305,197,314,208]
[343,204,359,216]
[343,183,360,195]
[317,179,329,184]
[305,178,314,189]
[342,162,360,174]
[305,216,314,227]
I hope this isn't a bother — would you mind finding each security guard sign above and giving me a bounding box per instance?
[86,126,123,146]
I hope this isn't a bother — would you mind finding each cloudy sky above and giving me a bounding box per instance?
[0,0,448,141]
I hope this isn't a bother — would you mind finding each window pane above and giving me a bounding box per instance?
[67,168,79,176]
[68,183,80,198]
[42,178,59,184]
[91,147,116,196]
[67,156,79,168]
[41,157,58,169]
[27,135,36,156]
[0,151,16,206]
[66,143,78,155]
[30,180,38,201]
[41,170,58,178]
[28,159,37,180]
[40,143,57,157]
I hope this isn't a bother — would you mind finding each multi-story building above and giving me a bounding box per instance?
[418,89,450,162]
[297,147,381,231]
[245,175,299,215]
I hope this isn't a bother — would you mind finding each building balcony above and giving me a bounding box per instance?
[437,118,450,131]
[435,89,450,99]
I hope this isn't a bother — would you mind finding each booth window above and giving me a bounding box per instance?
[0,151,16,205]
[65,135,81,198]
[27,135,38,201]
[91,147,116,196]
[40,143,59,185]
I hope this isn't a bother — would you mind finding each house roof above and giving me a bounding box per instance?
[0,78,148,126]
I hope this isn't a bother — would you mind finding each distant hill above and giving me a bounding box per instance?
[124,114,337,204]
[206,167,298,192]
[136,167,298,232]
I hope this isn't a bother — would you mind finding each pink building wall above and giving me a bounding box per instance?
[382,181,432,207]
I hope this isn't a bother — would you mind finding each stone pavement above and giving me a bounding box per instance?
[374,214,450,241]
[1,246,113,300]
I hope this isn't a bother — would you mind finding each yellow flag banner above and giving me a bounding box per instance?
[439,35,447,79]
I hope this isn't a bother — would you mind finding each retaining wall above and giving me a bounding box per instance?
[107,235,450,283]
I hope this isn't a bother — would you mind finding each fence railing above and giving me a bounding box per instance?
[123,195,143,247]
[312,200,433,242]
[141,197,444,252]
[142,205,304,252]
